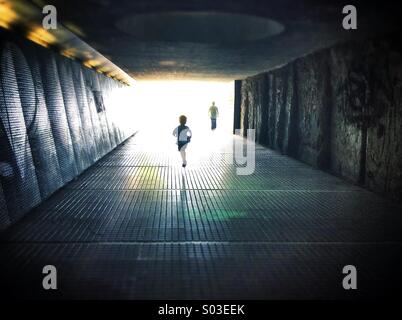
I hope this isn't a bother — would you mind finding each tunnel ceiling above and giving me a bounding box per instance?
[35,0,402,80]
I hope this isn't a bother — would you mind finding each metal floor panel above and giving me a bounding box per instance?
[1,243,402,299]
[68,164,361,191]
[3,189,401,243]
[1,133,402,299]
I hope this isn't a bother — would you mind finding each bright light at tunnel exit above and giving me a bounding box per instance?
[129,80,235,154]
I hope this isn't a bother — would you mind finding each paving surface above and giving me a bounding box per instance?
[1,132,402,299]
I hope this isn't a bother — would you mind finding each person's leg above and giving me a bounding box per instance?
[180,150,186,164]
[179,144,187,167]
[180,150,186,165]
[211,118,216,130]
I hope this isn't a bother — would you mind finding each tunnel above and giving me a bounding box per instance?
[0,0,402,302]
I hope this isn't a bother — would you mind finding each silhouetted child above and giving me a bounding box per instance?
[173,115,192,168]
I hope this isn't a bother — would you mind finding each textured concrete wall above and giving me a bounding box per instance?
[0,42,41,223]
[295,54,332,168]
[0,36,136,230]
[329,45,363,183]
[233,80,241,133]
[237,35,402,201]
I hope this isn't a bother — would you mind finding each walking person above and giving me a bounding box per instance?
[208,101,219,130]
[173,115,192,168]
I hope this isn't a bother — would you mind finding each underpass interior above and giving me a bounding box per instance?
[0,0,402,300]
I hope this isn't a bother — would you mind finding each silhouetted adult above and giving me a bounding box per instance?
[208,101,219,130]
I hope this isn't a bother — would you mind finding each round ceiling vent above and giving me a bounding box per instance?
[115,11,284,44]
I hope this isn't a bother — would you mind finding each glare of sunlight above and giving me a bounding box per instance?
[129,80,235,160]
[106,85,137,137]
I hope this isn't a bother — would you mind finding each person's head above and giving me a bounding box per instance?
[212,101,215,106]
[179,115,187,125]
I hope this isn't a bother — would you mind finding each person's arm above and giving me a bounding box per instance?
[173,127,178,137]
[188,128,192,138]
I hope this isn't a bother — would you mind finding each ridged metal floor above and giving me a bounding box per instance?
[1,132,402,299]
